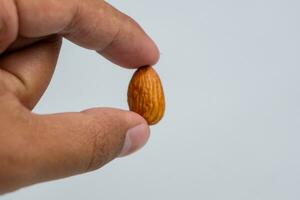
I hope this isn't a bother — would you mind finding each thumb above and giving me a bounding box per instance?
[27,108,149,184]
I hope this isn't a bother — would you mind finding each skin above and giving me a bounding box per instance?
[0,0,159,194]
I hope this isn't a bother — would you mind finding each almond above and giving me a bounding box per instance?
[127,66,165,125]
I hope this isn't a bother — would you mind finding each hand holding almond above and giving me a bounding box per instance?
[0,0,159,194]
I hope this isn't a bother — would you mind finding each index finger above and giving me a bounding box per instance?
[0,0,159,68]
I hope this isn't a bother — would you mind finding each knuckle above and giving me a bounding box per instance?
[84,116,108,171]
[83,113,121,171]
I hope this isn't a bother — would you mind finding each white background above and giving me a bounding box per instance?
[3,0,300,199]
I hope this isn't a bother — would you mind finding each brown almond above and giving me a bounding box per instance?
[127,66,165,125]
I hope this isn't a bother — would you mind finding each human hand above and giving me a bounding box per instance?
[0,0,159,194]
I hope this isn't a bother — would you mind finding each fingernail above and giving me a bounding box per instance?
[119,124,150,157]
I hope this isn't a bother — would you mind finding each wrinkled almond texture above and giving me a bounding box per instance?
[127,66,165,125]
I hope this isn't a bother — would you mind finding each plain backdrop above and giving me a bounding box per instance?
[2,0,300,199]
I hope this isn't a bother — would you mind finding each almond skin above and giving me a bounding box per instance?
[127,66,165,125]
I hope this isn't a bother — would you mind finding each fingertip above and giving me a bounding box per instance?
[99,12,160,69]
[126,110,149,125]
[131,33,160,67]
[118,111,150,157]
[118,123,150,157]
[100,34,160,68]
[82,108,151,158]
[140,35,160,66]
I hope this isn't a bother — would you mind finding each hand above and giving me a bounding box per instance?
[0,0,159,194]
